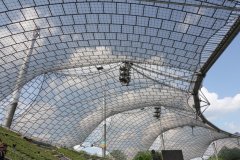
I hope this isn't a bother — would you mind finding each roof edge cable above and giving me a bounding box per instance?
[139,0,240,11]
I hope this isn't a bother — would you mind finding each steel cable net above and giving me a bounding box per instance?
[203,138,240,158]
[85,107,213,159]
[11,65,191,146]
[0,0,239,159]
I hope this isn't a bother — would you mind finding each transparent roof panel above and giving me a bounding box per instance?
[0,0,240,159]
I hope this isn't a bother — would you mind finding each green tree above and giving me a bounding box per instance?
[208,147,240,160]
[133,151,152,160]
[110,150,127,160]
[133,150,162,160]
[218,147,240,160]
[208,157,224,160]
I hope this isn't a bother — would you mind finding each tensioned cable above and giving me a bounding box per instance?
[139,0,240,11]
[14,83,172,115]
[53,64,120,78]
[14,98,195,123]
[133,63,193,83]
[13,87,180,121]
[122,106,195,120]
[132,66,188,92]
[18,65,189,116]
[132,67,190,85]
[199,89,210,105]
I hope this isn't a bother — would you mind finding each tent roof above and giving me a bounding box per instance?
[0,0,239,159]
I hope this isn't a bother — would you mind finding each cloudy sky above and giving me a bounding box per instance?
[202,33,240,134]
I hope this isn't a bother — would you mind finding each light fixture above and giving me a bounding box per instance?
[119,62,132,86]
[191,126,195,136]
[153,107,161,119]
[96,66,104,70]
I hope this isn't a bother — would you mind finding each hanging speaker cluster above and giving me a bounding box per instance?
[119,62,132,86]
[153,107,161,119]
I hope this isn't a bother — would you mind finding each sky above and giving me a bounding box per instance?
[202,33,240,134]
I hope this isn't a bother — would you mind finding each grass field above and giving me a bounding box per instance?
[0,126,109,160]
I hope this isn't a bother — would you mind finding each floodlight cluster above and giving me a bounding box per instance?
[0,0,239,159]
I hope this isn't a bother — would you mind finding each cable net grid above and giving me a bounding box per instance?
[0,0,239,159]
[203,137,240,159]
[9,65,191,147]
[85,107,226,160]
[1,0,239,100]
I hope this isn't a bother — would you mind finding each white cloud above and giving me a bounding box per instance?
[201,87,240,133]
[201,87,240,114]
[223,122,240,133]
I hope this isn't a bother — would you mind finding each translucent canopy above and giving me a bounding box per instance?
[0,0,239,159]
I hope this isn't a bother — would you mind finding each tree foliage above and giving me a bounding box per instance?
[133,150,162,160]
[208,147,240,160]
[110,150,127,160]
[133,151,152,160]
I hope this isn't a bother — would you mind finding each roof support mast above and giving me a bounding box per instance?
[193,17,240,133]
[103,87,107,157]
[5,28,40,128]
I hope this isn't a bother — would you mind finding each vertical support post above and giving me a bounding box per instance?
[237,138,239,146]
[213,141,219,160]
[191,126,194,136]
[159,107,165,150]
[208,130,218,160]
[102,84,107,157]
[158,106,165,160]
[161,133,165,150]
[5,28,40,128]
